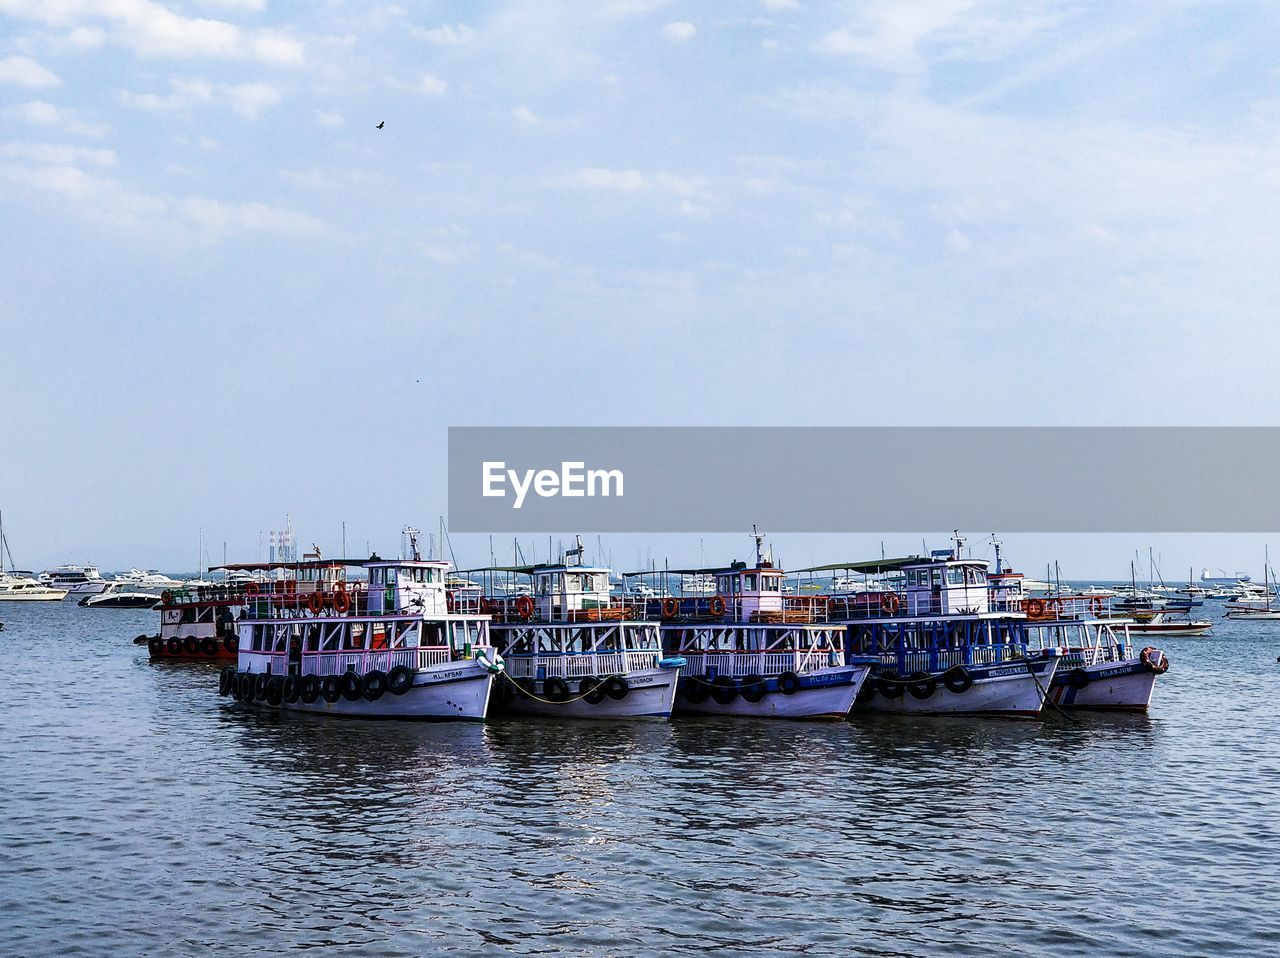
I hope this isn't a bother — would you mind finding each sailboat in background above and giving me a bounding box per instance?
[1225,548,1280,620]
[0,512,68,601]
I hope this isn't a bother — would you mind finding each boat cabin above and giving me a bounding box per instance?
[713,560,786,621]
[900,553,991,617]
[529,563,612,619]
[367,559,450,616]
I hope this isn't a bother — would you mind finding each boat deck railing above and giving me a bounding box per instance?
[679,649,840,678]
[239,645,456,675]
[504,649,660,679]
[864,642,1036,675]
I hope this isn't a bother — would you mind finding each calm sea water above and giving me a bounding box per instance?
[1,600,1278,957]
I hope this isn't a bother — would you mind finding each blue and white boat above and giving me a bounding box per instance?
[630,531,873,721]
[815,534,1061,718]
[457,538,681,720]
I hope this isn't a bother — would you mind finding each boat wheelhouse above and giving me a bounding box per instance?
[40,565,107,596]
[218,553,502,721]
[815,535,1060,718]
[1020,598,1168,711]
[457,542,680,719]
[633,532,873,721]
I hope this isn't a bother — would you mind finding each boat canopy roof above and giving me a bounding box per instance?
[791,557,924,575]
[621,561,779,579]
[457,563,611,576]
[213,558,379,571]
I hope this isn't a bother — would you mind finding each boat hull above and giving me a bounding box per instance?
[235,668,494,721]
[859,658,1059,717]
[494,667,678,719]
[1049,658,1159,712]
[1127,623,1212,636]
[674,665,869,721]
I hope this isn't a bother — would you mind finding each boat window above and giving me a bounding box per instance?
[947,566,964,585]
[744,574,757,591]
[370,568,384,586]
[762,575,780,592]
[566,573,582,593]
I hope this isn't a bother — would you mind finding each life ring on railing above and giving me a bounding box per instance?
[480,597,496,615]
[161,590,172,605]
[1090,595,1105,614]
[879,592,901,616]
[333,589,352,614]
[709,596,726,617]
[661,597,679,619]
[307,591,324,615]
[334,579,346,594]
[1025,598,1046,619]
[246,582,259,596]
[515,595,535,620]
[1141,646,1169,674]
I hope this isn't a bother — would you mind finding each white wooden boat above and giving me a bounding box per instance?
[1023,611,1167,711]
[219,551,501,721]
[633,530,872,721]
[460,538,680,719]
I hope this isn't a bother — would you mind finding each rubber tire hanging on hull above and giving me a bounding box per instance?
[387,665,414,696]
[544,677,571,703]
[580,676,606,705]
[339,671,363,702]
[710,676,737,705]
[1067,668,1090,690]
[218,667,235,696]
[740,675,767,703]
[942,666,973,694]
[906,672,937,700]
[320,675,342,703]
[777,671,801,696]
[604,676,629,701]
[148,637,163,658]
[300,675,321,704]
[876,671,904,699]
[282,674,302,704]
[362,670,387,702]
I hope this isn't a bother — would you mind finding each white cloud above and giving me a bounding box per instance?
[15,100,62,124]
[763,0,798,8]
[511,105,539,127]
[179,197,323,235]
[662,21,696,42]
[569,167,706,197]
[0,142,116,166]
[66,26,105,49]
[225,81,280,118]
[0,55,61,88]
[677,199,710,217]
[117,77,281,119]
[0,0,304,65]
[414,23,474,46]
[420,73,447,96]
[314,109,344,128]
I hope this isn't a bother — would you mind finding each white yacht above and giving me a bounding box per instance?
[0,576,69,601]
[39,565,108,596]
[111,569,184,591]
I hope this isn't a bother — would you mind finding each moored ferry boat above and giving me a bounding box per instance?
[39,565,108,596]
[218,551,502,721]
[634,532,872,721]
[457,539,681,719]
[1021,595,1168,711]
[817,535,1061,718]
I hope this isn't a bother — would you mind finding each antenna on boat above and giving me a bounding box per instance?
[990,534,1003,573]
[402,527,421,561]
[566,534,585,566]
[951,530,965,560]
[751,525,768,567]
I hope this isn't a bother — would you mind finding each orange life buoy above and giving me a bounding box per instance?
[307,591,324,615]
[335,579,347,594]
[1141,646,1169,673]
[1090,595,1104,614]
[709,596,726,617]
[1025,598,1045,619]
[879,592,900,615]
[161,591,173,605]
[661,597,679,619]
[515,595,535,619]
[480,597,496,615]
[333,589,352,614]
[245,582,259,596]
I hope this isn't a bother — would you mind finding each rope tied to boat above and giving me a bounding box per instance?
[499,670,626,706]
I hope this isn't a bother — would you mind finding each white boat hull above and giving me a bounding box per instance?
[1049,658,1159,712]
[860,658,1059,717]
[494,667,678,719]
[0,588,69,601]
[236,666,494,721]
[675,665,869,721]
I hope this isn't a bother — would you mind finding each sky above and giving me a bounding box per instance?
[3,0,1280,576]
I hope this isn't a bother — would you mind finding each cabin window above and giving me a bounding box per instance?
[744,574,757,591]
[763,576,780,592]
[717,576,731,594]
[566,573,582,593]
[370,568,384,586]
[947,567,964,585]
